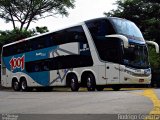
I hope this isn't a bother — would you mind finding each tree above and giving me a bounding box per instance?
[104,0,160,68]
[34,26,49,34]
[0,28,33,46]
[0,0,75,31]
[104,0,160,44]
[0,26,49,47]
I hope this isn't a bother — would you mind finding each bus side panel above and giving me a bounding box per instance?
[2,46,58,87]
[28,72,50,86]
[98,65,107,85]
[1,57,8,87]
[1,68,11,87]
[49,42,79,86]
[24,46,59,87]
[1,56,19,87]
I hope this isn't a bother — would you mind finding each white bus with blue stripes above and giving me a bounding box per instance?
[1,17,159,91]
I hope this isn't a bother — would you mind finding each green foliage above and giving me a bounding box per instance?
[0,26,49,61]
[0,28,33,46]
[35,26,49,34]
[0,26,49,47]
[104,0,160,69]
[148,46,160,69]
[104,0,160,42]
[0,26,49,62]
[0,0,75,30]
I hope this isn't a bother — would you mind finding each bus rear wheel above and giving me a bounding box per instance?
[86,73,96,91]
[68,74,79,92]
[112,86,121,91]
[20,79,28,92]
[96,86,104,91]
[12,79,20,91]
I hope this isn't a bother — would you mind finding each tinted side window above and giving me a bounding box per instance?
[86,19,122,63]
[51,26,88,45]
[2,26,90,57]
[26,26,94,72]
[96,38,122,63]
[26,55,93,72]
[3,34,52,57]
[86,19,115,36]
[3,46,12,57]
[27,36,51,51]
[3,41,27,57]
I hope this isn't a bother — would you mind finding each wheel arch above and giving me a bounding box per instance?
[19,76,28,86]
[12,77,19,87]
[66,71,79,86]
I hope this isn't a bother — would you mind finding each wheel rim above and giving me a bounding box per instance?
[87,77,92,88]
[71,78,76,89]
[13,81,19,90]
[86,74,96,91]
[21,81,27,90]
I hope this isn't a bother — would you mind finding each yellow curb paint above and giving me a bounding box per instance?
[126,88,149,90]
[141,89,160,120]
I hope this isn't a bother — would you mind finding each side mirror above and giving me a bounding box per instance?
[146,41,159,53]
[105,34,129,48]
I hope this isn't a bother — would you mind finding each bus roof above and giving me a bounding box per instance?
[3,17,126,48]
[3,22,84,48]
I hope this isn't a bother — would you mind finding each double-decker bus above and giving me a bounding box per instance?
[1,17,159,91]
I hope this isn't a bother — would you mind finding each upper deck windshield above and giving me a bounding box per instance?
[86,18,149,69]
[111,18,149,68]
[111,18,144,40]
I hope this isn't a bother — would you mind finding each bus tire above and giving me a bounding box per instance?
[68,74,79,92]
[12,79,20,91]
[112,86,121,91]
[96,86,104,91]
[20,78,28,92]
[86,73,96,91]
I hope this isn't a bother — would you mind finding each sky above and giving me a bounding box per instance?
[0,0,117,31]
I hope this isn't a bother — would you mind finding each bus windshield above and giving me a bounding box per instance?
[123,44,149,69]
[86,18,149,66]
[112,18,144,39]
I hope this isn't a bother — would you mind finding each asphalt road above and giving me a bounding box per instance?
[0,88,160,120]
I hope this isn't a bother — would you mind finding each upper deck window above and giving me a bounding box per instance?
[111,18,144,40]
[86,19,122,63]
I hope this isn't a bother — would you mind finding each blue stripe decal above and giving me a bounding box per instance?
[128,39,145,45]
[3,46,58,86]
[25,46,58,62]
[29,71,49,86]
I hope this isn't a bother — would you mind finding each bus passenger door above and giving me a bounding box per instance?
[105,63,120,84]
[103,39,122,84]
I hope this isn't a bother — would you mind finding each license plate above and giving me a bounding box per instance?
[139,79,144,82]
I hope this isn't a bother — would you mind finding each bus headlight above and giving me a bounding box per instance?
[144,69,151,76]
[125,70,134,75]
[125,68,151,77]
